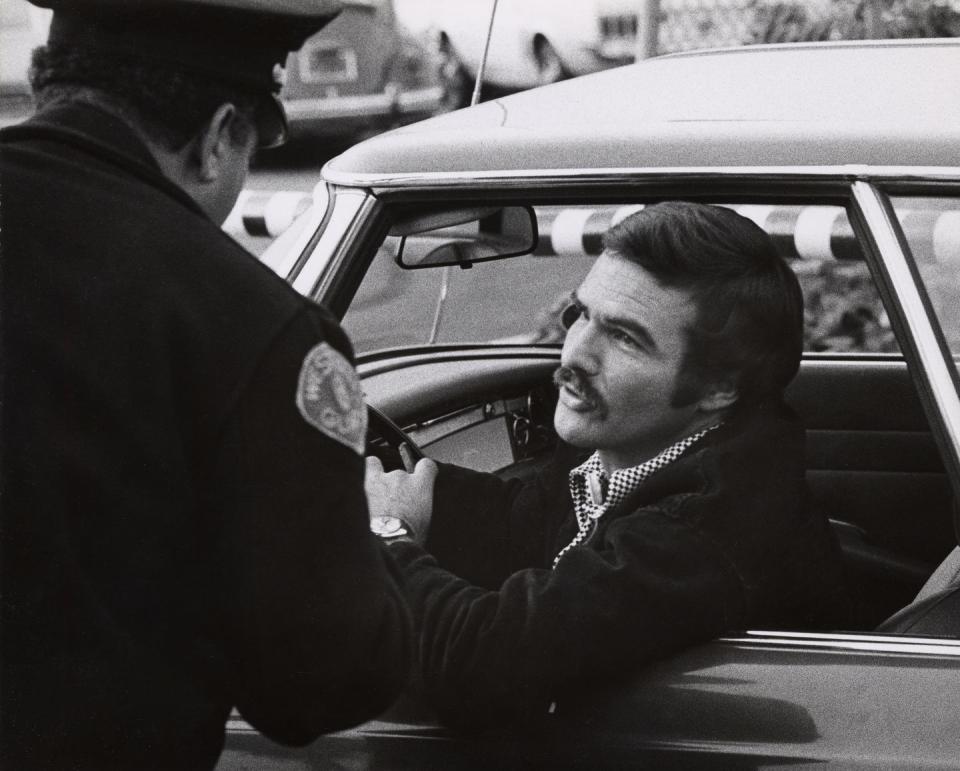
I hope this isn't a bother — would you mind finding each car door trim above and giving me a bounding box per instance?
[291,188,371,295]
[726,629,960,656]
[323,165,960,191]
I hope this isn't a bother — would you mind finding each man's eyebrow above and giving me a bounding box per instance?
[570,290,658,352]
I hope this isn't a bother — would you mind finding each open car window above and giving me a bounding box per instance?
[341,202,900,357]
[345,195,957,636]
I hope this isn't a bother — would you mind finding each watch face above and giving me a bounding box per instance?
[370,515,410,539]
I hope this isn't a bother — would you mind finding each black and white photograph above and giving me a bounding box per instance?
[2,1,960,769]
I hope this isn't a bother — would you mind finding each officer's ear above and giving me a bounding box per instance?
[195,103,240,183]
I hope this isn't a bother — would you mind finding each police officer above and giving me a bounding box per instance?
[0,2,411,768]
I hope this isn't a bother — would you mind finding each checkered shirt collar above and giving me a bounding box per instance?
[554,423,721,568]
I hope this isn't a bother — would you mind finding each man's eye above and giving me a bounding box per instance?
[561,304,583,330]
[611,329,640,348]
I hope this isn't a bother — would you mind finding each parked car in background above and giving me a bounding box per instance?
[395,0,639,93]
[0,0,50,128]
[280,0,457,142]
[220,39,960,769]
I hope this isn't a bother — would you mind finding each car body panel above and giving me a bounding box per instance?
[280,0,449,139]
[324,40,960,178]
[560,632,960,769]
[217,633,960,769]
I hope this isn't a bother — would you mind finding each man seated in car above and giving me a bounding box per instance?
[365,201,850,728]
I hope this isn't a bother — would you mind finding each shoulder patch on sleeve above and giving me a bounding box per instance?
[295,342,368,455]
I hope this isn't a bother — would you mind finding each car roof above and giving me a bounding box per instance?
[325,39,960,184]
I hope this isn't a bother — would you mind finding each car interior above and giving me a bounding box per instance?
[346,196,960,639]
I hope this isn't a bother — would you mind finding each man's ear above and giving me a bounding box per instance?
[195,103,239,183]
[697,378,739,413]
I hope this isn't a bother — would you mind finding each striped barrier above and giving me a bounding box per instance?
[222,189,312,239]
[534,204,862,261]
[535,204,960,264]
[225,192,960,265]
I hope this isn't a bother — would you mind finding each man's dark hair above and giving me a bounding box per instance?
[602,201,804,409]
[29,42,259,151]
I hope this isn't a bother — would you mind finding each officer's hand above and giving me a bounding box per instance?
[365,454,438,546]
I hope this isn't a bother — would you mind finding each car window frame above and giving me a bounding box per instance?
[849,181,960,513]
[285,170,960,534]
[238,170,960,765]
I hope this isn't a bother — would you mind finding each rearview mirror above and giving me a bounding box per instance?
[396,206,538,269]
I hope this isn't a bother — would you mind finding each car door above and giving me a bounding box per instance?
[217,181,960,770]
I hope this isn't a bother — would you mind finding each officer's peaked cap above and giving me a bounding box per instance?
[29,0,343,147]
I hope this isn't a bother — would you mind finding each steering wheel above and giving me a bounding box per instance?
[366,404,426,470]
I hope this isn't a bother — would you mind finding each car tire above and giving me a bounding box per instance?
[533,36,565,85]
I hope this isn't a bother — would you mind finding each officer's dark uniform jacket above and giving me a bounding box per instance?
[0,103,411,770]
[389,399,849,729]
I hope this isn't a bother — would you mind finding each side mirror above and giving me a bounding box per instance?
[396,206,538,269]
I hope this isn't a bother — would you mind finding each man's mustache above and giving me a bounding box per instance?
[553,366,602,411]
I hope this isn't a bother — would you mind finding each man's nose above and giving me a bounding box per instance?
[560,317,601,373]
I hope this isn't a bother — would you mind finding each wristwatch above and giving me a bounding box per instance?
[370,515,415,544]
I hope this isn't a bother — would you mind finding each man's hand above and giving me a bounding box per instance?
[365,451,438,546]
